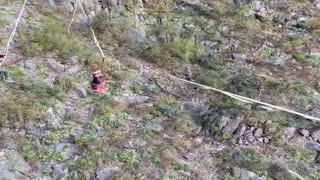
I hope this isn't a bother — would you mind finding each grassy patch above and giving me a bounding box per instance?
[286,146,316,163]
[35,60,49,77]
[54,75,76,92]
[118,150,139,165]
[75,134,95,149]
[285,35,310,49]
[293,53,320,67]
[255,47,275,59]
[173,162,192,172]
[17,13,96,64]
[143,39,203,70]
[19,140,65,163]
[0,78,64,121]
[8,65,26,79]
[69,149,103,171]
[138,119,153,137]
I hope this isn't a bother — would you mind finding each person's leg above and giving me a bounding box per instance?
[0,68,10,79]
[0,68,14,83]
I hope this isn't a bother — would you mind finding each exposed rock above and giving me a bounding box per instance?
[223,117,242,135]
[235,124,246,137]
[151,123,164,133]
[52,163,67,179]
[116,93,150,104]
[23,60,36,72]
[59,103,76,118]
[45,108,63,126]
[311,130,320,142]
[316,153,320,164]
[284,127,296,139]
[233,167,267,180]
[251,0,265,12]
[217,116,229,129]
[96,167,119,180]
[25,121,46,136]
[299,129,310,137]
[192,137,203,147]
[232,53,247,62]
[63,145,78,160]
[254,128,263,138]
[257,138,264,143]
[74,86,87,98]
[5,152,31,173]
[268,161,295,180]
[0,170,16,180]
[305,141,320,151]
[47,60,65,73]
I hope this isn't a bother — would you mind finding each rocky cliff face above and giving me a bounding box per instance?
[1,0,320,179]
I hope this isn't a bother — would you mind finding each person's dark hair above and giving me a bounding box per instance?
[0,54,5,58]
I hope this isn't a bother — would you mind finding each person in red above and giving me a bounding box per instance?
[91,70,105,92]
[0,54,14,83]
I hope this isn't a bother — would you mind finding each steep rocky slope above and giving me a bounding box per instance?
[1,0,320,179]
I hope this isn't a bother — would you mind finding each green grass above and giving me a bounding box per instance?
[0,86,48,120]
[173,162,191,172]
[287,146,316,163]
[9,65,26,78]
[0,0,9,6]
[54,75,76,92]
[138,119,153,137]
[143,38,203,69]
[159,172,176,180]
[119,150,139,165]
[294,53,320,67]
[75,134,95,148]
[108,85,122,96]
[255,47,275,59]
[35,60,49,77]
[17,14,96,64]
[77,97,94,106]
[221,175,236,180]
[285,35,310,49]
[69,148,103,171]
[20,141,65,163]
